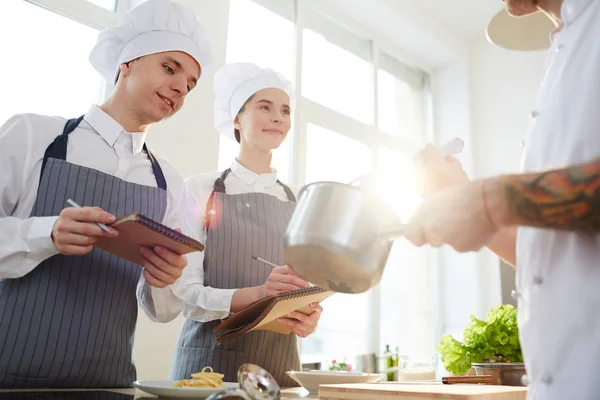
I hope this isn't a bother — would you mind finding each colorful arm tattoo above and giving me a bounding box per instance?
[499,159,600,231]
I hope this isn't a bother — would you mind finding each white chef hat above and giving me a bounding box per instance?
[213,63,295,140]
[486,8,556,51]
[89,0,212,82]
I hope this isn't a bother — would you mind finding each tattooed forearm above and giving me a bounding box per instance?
[498,159,600,232]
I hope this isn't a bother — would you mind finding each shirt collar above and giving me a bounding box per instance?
[83,105,148,155]
[230,158,278,187]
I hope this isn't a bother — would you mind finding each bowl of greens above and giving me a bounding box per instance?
[437,304,526,386]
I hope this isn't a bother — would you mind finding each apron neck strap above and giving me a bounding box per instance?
[40,116,167,191]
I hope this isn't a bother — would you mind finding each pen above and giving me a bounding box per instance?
[66,199,111,233]
[252,256,280,268]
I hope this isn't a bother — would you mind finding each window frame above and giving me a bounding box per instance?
[227,0,438,360]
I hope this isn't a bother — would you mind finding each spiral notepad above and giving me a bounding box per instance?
[95,212,205,266]
[214,286,334,344]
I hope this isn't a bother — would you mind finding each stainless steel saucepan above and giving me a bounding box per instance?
[283,138,463,294]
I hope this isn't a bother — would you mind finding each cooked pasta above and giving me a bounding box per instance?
[174,366,225,388]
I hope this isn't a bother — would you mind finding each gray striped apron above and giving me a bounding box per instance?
[0,116,168,388]
[171,169,301,387]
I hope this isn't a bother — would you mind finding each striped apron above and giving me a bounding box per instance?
[0,116,168,388]
[171,168,301,387]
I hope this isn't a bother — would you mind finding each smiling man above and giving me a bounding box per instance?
[0,0,211,388]
[408,0,600,399]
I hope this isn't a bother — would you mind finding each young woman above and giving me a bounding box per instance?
[168,63,322,386]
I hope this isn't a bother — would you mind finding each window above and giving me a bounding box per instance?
[377,51,427,141]
[300,123,373,365]
[301,10,374,125]
[376,148,435,358]
[218,0,295,180]
[0,1,104,125]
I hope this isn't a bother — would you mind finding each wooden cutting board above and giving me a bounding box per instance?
[318,383,528,400]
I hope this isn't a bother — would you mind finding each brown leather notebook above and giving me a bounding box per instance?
[94,212,205,266]
[214,286,334,344]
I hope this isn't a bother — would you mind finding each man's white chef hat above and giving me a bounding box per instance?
[213,63,295,140]
[89,0,212,82]
[486,8,556,51]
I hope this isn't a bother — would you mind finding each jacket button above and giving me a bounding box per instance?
[529,110,540,119]
[511,290,520,299]
[533,276,544,285]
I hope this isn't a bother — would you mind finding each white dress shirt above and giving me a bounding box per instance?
[145,159,295,323]
[0,105,187,318]
[515,0,600,398]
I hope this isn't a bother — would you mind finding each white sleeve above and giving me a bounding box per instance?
[0,115,60,279]
[169,174,237,323]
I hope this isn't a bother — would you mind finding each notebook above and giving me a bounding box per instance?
[214,286,334,344]
[94,212,205,265]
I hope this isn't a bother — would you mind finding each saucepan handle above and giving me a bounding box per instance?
[380,224,408,241]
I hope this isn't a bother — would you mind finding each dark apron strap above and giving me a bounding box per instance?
[277,180,296,202]
[143,143,168,191]
[39,115,167,190]
[204,169,230,231]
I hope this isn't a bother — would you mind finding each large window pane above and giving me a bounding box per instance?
[0,1,103,124]
[226,0,294,79]
[220,0,295,180]
[87,0,117,11]
[302,29,373,125]
[300,123,373,367]
[304,124,372,184]
[378,70,423,139]
[376,147,435,361]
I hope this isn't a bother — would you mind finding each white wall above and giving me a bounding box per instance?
[430,36,547,350]
[469,37,548,178]
[132,0,230,381]
[469,36,548,319]
[430,57,491,345]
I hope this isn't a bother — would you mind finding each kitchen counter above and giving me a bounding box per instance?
[0,387,318,399]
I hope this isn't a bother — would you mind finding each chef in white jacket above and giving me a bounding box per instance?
[0,0,211,388]
[140,63,322,386]
[407,1,600,399]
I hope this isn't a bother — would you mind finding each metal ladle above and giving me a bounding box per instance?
[206,364,281,400]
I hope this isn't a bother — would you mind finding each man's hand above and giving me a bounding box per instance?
[415,143,470,197]
[52,206,118,256]
[278,303,323,338]
[404,180,499,252]
[260,265,309,298]
[140,228,188,288]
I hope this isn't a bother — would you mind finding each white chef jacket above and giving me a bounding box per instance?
[0,105,186,317]
[142,159,296,323]
[515,0,600,398]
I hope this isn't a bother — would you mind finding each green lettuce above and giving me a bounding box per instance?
[437,304,522,375]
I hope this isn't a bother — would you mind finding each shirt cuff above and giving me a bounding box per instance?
[26,216,60,258]
[208,288,237,314]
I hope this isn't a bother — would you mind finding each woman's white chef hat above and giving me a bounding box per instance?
[89,0,212,82]
[486,8,556,51]
[213,63,295,140]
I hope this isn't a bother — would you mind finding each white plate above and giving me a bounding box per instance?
[133,380,238,399]
[285,371,384,394]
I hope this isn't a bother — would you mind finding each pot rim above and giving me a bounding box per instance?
[471,362,525,369]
